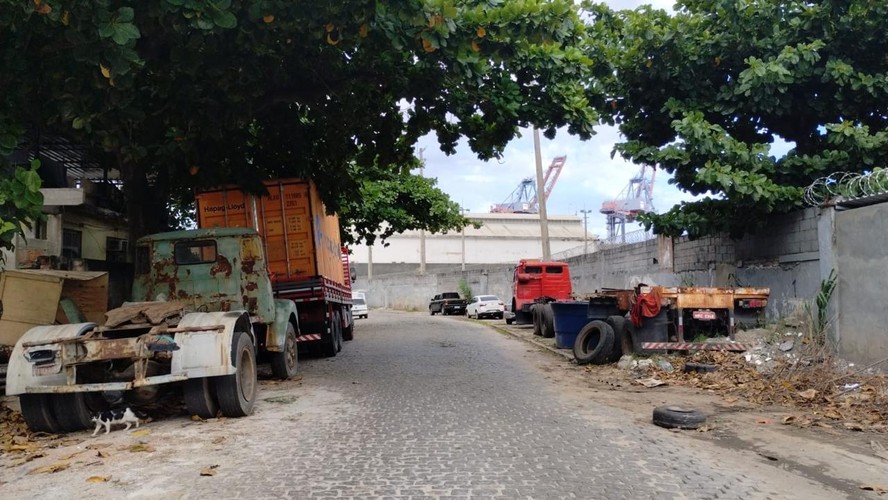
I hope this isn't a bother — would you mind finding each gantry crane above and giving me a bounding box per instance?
[600,164,656,242]
[490,156,566,214]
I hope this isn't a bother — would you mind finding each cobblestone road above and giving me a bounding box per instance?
[1,310,845,499]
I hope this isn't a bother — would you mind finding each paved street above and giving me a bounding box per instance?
[1,310,849,499]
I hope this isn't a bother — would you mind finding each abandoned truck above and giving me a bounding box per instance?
[6,179,352,432]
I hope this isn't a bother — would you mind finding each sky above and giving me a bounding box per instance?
[415,0,683,240]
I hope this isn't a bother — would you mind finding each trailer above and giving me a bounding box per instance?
[632,286,770,352]
[195,179,354,356]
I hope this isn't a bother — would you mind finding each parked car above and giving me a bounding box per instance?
[352,296,369,319]
[429,292,468,315]
[466,295,505,319]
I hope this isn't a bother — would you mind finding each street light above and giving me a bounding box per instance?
[579,209,593,255]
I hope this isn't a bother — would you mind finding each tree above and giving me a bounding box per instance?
[1,0,599,247]
[588,0,888,238]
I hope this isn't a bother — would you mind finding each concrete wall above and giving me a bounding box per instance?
[363,208,826,320]
[834,203,888,365]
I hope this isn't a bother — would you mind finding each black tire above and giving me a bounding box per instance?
[51,392,107,432]
[184,377,219,419]
[540,305,555,338]
[343,310,354,341]
[334,311,343,353]
[606,315,630,362]
[506,316,514,325]
[270,322,299,379]
[429,308,435,316]
[652,406,706,430]
[531,305,542,336]
[573,320,615,365]
[322,312,340,358]
[683,362,718,373]
[215,331,258,418]
[19,394,63,434]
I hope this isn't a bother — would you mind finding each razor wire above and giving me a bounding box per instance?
[803,168,888,206]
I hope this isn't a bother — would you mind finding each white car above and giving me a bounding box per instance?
[352,297,368,319]
[466,295,505,320]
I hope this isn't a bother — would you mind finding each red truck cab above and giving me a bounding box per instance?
[508,260,572,325]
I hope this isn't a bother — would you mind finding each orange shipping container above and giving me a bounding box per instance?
[195,179,345,286]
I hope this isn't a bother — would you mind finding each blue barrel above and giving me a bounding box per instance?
[550,301,590,349]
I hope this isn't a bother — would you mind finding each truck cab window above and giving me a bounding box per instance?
[135,245,151,275]
[545,266,564,274]
[525,266,543,274]
[175,241,217,265]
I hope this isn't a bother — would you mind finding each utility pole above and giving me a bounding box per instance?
[418,148,426,274]
[367,245,373,281]
[461,208,470,271]
[534,128,551,260]
[579,208,592,255]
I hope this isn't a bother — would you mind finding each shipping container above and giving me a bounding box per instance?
[195,179,354,354]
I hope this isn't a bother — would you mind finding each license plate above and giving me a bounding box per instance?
[692,310,717,321]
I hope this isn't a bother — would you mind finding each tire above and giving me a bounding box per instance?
[606,315,630,362]
[334,311,343,353]
[51,392,106,432]
[270,322,299,379]
[531,305,542,336]
[215,331,258,418]
[540,305,555,339]
[19,394,63,434]
[429,308,435,316]
[322,312,340,358]
[184,377,219,419]
[343,315,354,341]
[506,316,514,325]
[573,320,615,365]
[683,362,718,373]
[652,406,706,430]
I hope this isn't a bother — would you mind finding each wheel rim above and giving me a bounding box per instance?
[285,332,297,371]
[238,345,257,401]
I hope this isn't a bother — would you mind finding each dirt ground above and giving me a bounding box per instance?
[496,321,888,496]
[1,315,886,497]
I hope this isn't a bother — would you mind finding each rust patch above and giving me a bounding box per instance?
[211,255,233,277]
[245,282,258,291]
[241,256,257,274]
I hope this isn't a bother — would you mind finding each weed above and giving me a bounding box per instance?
[458,278,473,300]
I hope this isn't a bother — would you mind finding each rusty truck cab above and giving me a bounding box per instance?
[133,228,276,324]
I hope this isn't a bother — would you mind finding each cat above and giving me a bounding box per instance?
[91,408,141,437]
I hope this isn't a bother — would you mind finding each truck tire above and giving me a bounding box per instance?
[573,320,615,365]
[429,308,436,316]
[51,392,104,432]
[322,311,342,357]
[215,331,258,418]
[270,322,299,379]
[540,305,555,339]
[531,305,542,336]
[19,394,63,434]
[342,311,354,341]
[606,315,630,362]
[185,377,220,419]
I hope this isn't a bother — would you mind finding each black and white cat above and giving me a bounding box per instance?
[91,408,141,437]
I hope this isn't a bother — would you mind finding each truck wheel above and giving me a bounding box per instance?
[52,392,105,432]
[573,320,615,365]
[429,308,436,316]
[606,315,630,362]
[322,312,341,357]
[270,322,299,379]
[531,305,542,336]
[342,311,354,341]
[185,377,219,419]
[540,305,555,339]
[20,394,63,434]
[215,331,257,418]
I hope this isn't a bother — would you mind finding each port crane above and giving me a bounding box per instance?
[600,164,656,242]
[490,156,566,214]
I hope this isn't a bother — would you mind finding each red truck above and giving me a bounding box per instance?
[196,178,354,357]
[506,259,572,337]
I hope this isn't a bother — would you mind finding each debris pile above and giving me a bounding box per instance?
[653,340,888,432]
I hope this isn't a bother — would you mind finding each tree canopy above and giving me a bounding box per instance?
[0,0,598,249]
[590,0,888,238]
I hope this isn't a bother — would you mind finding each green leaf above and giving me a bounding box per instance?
[111,23,141,45]
[117,7,135,23]
[213,11,237,29]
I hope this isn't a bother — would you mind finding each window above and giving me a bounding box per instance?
[479,295,500,302]
[524,266,543,274]
[174,241,217,265]
[135,245,150,275]
[545,266,564,274]
[62,229,82,259]
[106,237,128,263]
[33,219,48,240]
[353,298,366,305]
